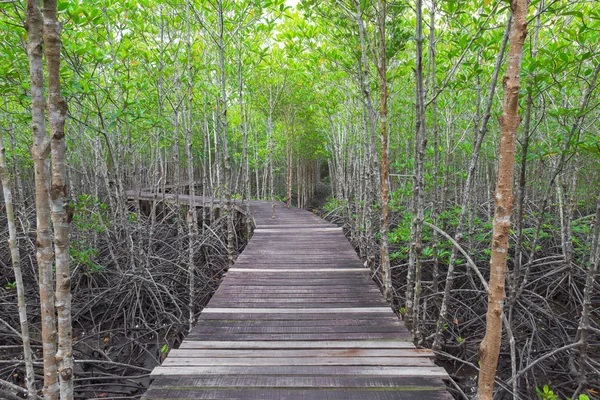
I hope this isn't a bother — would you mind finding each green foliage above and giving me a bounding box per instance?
[72,194,109,233]
[536,385,558,400]
[323,198,344,213]
[70,242,103,273]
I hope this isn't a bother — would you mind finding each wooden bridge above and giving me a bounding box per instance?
[140,198,451,400]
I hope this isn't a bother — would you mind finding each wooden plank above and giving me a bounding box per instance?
[150,365,449,377]
[213,287,380,294]
[220,279,378,286]
[186,334,410,341]
[209,298,387,304]
[196,319,403,327]
[206,303,390,309]
[149,375,446,389]
[161,357,435,367]
[201,307,392,314]
[190,325,404,334]
[197,312,396,321]
[227,268,368,273]
[177,340,415,349]
[254,227,342,232]
[166,349,433,358]
[143,388,454,400]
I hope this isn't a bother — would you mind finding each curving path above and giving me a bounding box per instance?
[141,198,451,399]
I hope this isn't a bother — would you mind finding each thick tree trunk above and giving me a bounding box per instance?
[0,133,35,398]
[477,1,528,398]
[26,0,59,398]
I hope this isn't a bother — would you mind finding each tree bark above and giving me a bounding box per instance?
[217,0,235,267]
[377,0,391,303]
[43,0,73,398]
[185,0,197,331]
[268,84,275,219]
[0,132,36,398]
[477,1,528,398]
[406,0,426,333]
[26,0,59,398]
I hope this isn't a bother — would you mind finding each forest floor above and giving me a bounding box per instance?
[320,202,600,400]
[0,200,248,399]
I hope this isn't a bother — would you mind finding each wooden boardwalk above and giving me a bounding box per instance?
[143,199,451,400]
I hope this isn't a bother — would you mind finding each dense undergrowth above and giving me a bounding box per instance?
[0,194,246,399]
[321,197,600,400]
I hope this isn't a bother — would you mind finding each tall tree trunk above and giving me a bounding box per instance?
[406,0,426,333]
[185,0,197,331]
[377,0,391,303]
[575,193,600,395]
[268,84,275,219]
[26,0,59,398]
[354,0,377,266]
[43,0,73,397]
[0,132,35,398]
[477,1,528,398]
[217,0,234,267]
[236,34,252,236]
[428,0,440,297]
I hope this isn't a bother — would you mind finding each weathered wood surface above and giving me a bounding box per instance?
[143,200,451,399]
[125,190,250,216]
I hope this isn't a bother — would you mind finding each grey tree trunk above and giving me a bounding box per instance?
[43,0,73,397]
[0,131,35,398]
[26,0,59,397]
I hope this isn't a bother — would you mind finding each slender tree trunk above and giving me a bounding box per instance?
[217,0,234,267]
[268,84,275,219]
[429,0,440,297]
[407,0,426,333]
[43,1,73,397]
[0,132,35,398]
[377,0,391,302]
[513,0,542,298]
[26,1,59,398]
[575,193,600,394]
[477,1,528,398]
[236,35,252,236]
[354,0,377,266]
[185,0,197,331]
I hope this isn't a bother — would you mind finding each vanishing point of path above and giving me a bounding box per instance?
[142,199,451,399]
